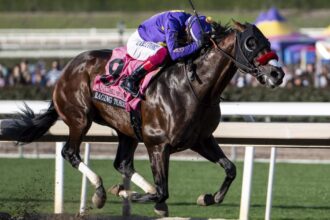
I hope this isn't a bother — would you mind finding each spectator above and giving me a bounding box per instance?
[32,65,44,86]
[318,65,330,88]
[0,64,8,87]
[280,66,293,88]
[236,75,247,88]
[0,72,5,87]
[8,64,24,86]
[19,60,32,84]
[45,60,62,87]
[31,61,47,86]
[0,63,8,78]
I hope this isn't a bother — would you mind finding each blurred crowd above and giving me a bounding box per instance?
[0,59,62,88]
[1,59,330,89]
[231,63,330,88]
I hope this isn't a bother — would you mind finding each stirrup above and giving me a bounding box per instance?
[120,82,139,97]
[126,88,140,98]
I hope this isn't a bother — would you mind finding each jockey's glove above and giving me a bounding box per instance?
[197,33,211,48]
[196,39,203,48]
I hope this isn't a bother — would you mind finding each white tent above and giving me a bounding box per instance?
[323,25,330,37]
[316,41,330,60]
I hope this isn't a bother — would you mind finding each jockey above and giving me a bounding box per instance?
[121,10,212,97]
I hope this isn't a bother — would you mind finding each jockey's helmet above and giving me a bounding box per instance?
[185,15,212,42]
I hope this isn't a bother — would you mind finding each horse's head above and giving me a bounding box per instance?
[231,20,284,88]
[210,20,284,88]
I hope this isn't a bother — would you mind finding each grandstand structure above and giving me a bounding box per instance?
[0,28,322,59]
[0,28,134,58]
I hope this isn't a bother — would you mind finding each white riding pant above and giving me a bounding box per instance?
[127,30,165,61]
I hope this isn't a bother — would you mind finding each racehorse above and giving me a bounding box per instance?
[0,21,284,216]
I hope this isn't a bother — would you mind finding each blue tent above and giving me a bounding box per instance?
[255,7,316,64]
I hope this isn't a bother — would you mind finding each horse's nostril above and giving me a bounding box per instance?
[270,71,279,79]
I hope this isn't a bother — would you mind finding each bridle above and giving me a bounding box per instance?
[209,23,278,78]
[210,37,261,77]
[185,23,278,105]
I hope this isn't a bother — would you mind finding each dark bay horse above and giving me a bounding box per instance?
[0,21,284,216]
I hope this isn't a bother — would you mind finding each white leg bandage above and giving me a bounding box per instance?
[78,162,101,188]
[118,190,130,198]
[131,172,156,194]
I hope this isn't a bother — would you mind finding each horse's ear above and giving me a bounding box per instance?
[210,20,221,31]
[232,19,246,32]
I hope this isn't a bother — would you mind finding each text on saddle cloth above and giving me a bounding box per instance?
[92,47,160,112]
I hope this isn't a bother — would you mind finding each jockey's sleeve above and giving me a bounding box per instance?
[165,20,200,61]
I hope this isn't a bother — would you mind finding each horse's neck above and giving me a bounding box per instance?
[146,34,236,110]
[193,33,237,104]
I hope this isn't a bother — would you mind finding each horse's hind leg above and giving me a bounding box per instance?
[191,135,236,206]
[53,62,107,209]
[55,98,106,209]
[60,119,107,209]
[110,133,156,197]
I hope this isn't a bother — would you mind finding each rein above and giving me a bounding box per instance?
[185,26,275,106]
[184,32,252,107]
[184,61,220,107]
[209,35,262,78]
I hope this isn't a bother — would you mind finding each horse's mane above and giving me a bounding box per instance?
[188,21,234,60]
[210,21,234,43]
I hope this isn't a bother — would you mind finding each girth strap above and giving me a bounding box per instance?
[130,110,143,141]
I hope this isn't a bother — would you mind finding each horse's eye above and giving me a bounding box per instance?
[245,37,257,51]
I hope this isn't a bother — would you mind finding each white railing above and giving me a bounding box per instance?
[0,27,325,58]
[0,28,135,47]
[4,100,330,116]
[1,101,330,220]
[0,28,135,58]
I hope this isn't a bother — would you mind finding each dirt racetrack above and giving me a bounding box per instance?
[0,212,214,220]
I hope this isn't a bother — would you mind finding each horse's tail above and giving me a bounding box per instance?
[0,101,58,143]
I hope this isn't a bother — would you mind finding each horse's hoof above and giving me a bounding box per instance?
[108,184,124,196]
[154,202,169,217]
[197,194,215,206]
[108,184,139,199]
[92,185,107,209]
[75,211,87,217]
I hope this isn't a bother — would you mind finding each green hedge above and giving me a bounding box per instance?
[0,86,52,100]
[222,86,330,102]
[0,85,329,102]
[222,87,330,122]
[0,0,329,12]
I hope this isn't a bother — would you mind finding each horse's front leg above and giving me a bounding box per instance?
[109,133,156,199]
[111,141,170,217]
[191,135,236,206]
[140,143,170,217]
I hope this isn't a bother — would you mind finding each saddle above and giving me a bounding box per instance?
[92,47,162,141]
[92,47,161,112]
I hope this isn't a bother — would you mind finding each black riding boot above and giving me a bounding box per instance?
[121,65,148,97]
